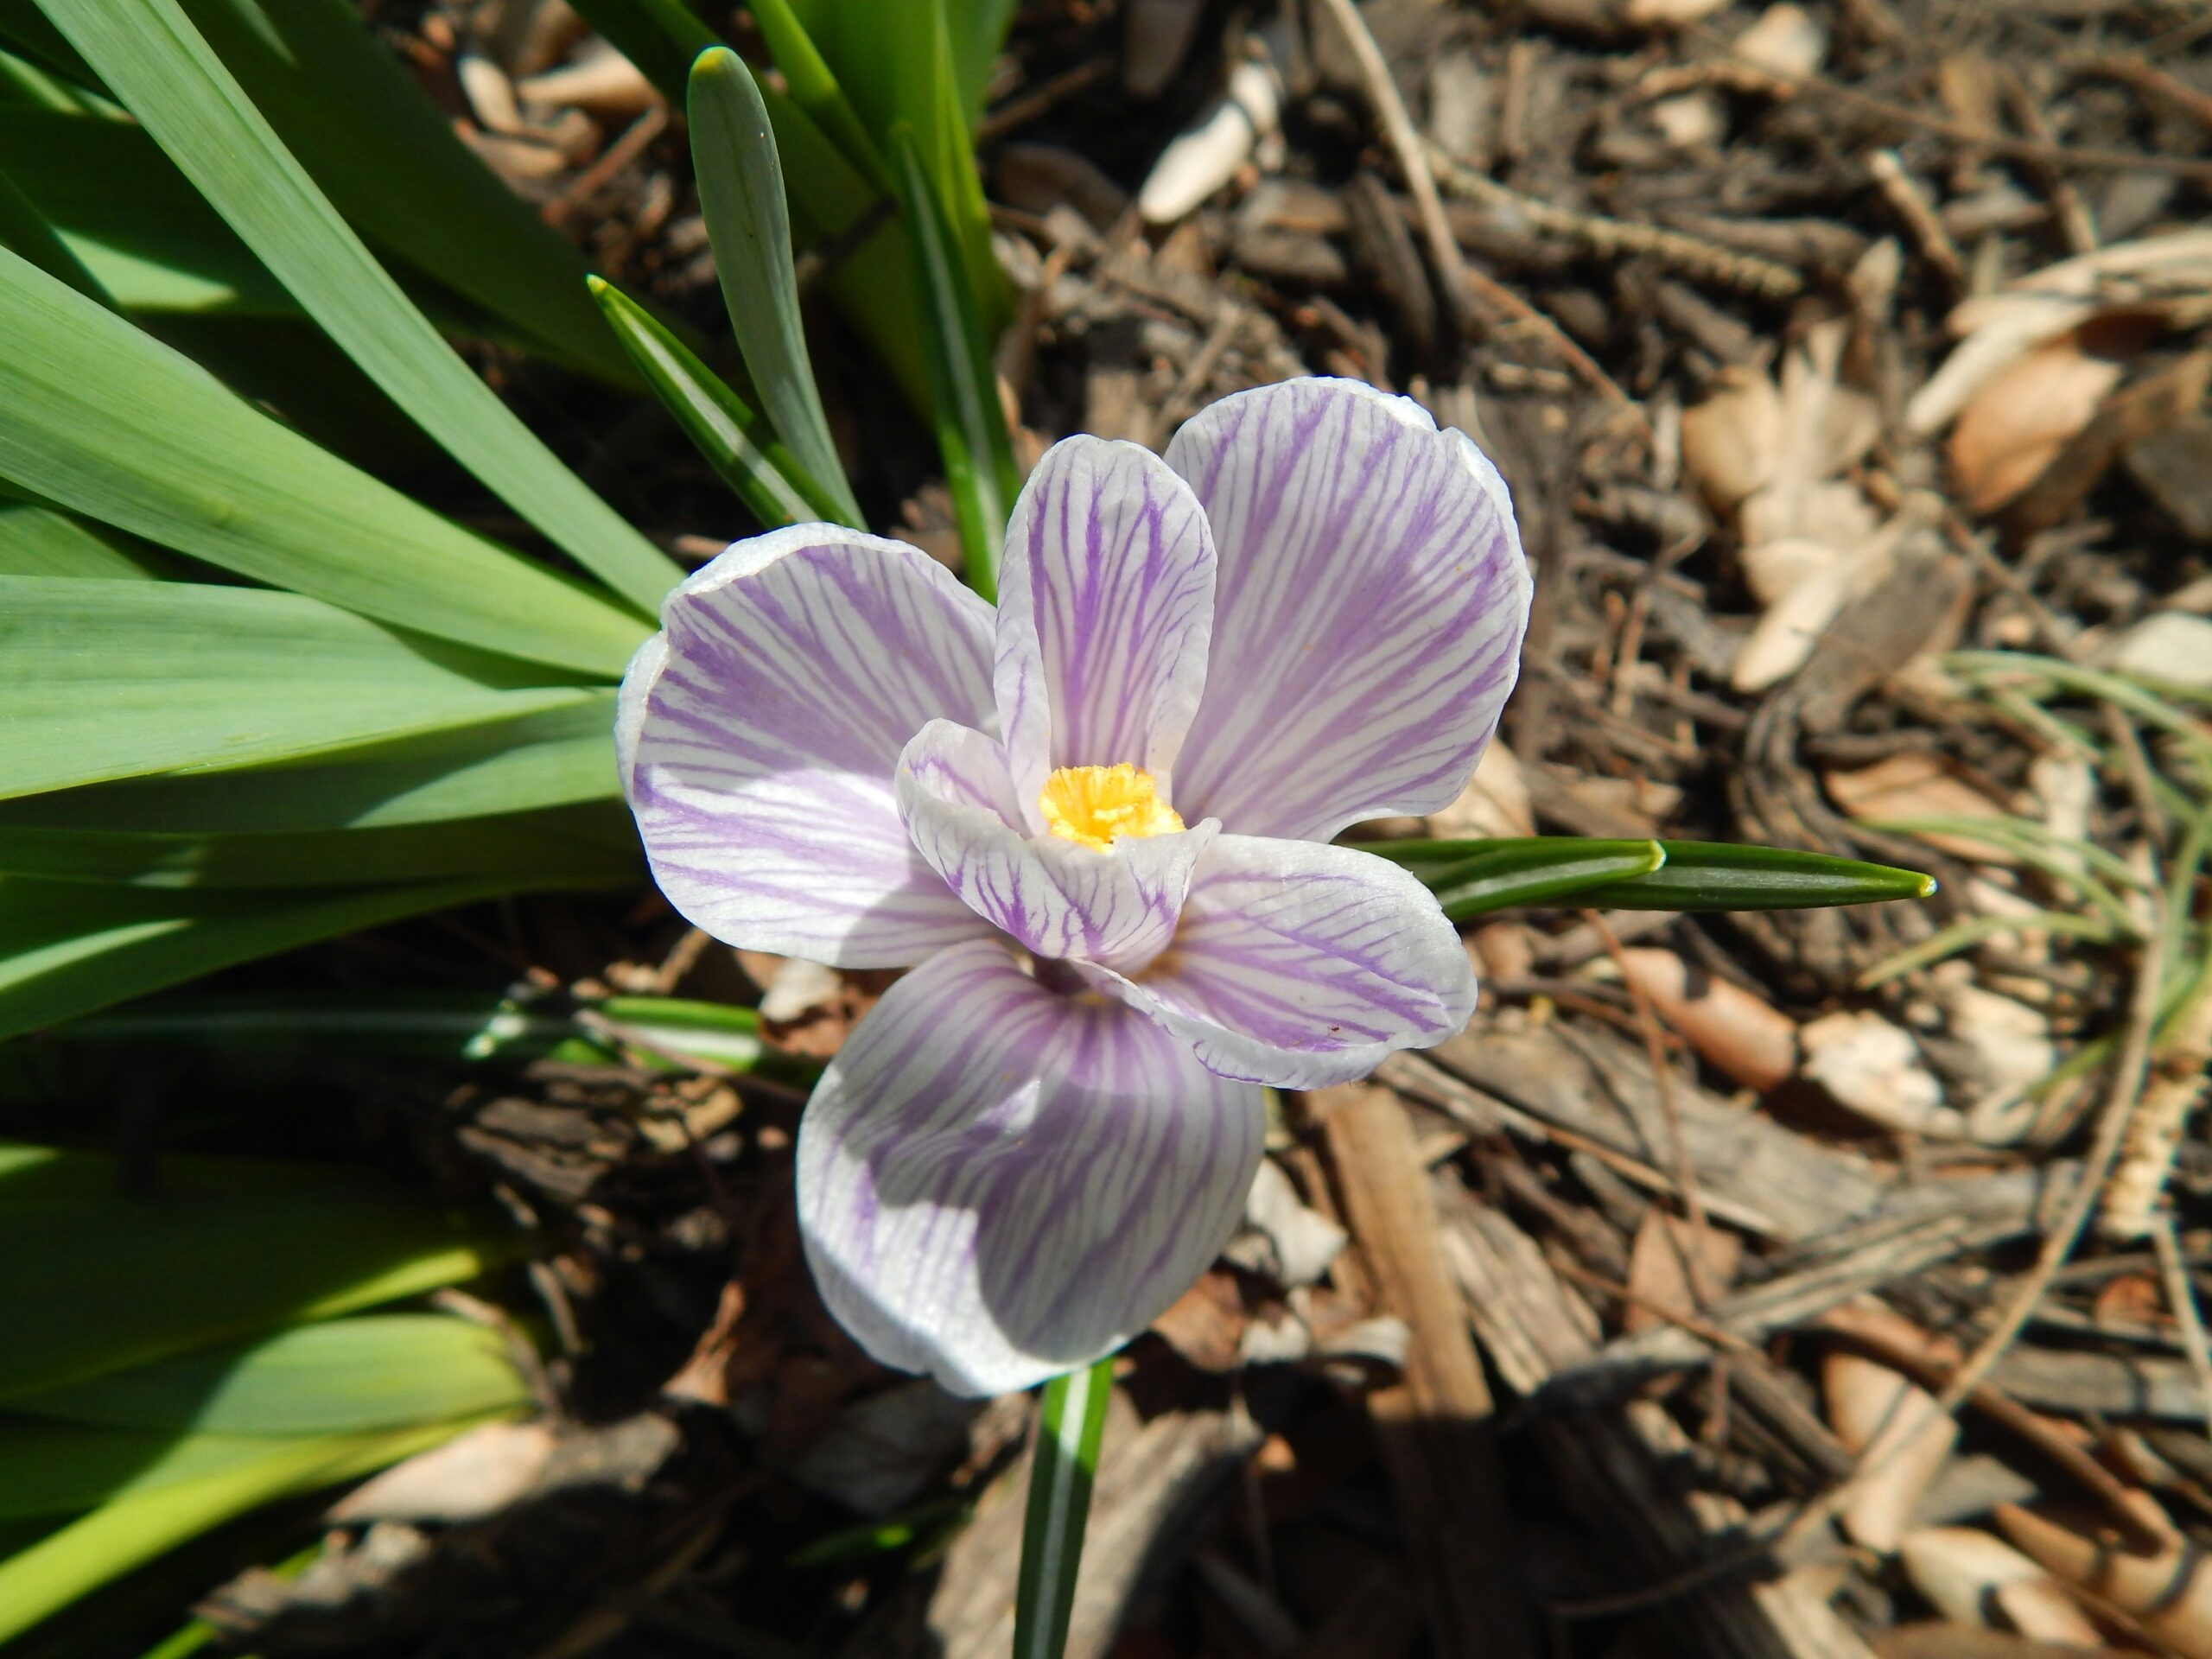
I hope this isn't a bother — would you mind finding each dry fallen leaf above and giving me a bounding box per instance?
[1150,1268,1251,1372]
[1897,1527,2105,1647]
[1826,1352,1958,1549]
[1427,739,1535,840]
[1824,751,2019,863]
[1800,1010,1964,1137]
[1616,948,1799,1091]
[1948,335,2125,514]
[1733,3,1827,79]
[330,1421,556,1525]
[1998,1497,2212,1659]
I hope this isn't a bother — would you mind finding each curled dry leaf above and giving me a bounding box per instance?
[1823,751,2020,863]
[1825,1352,1959,1549]
[1897,1527,2105,1648]
[1998,1497,2212,1659]
[1909,229,2212,435]
[1616,948,1799,1091]
[1948,335,2125,514]
[1800,1010,1964,1138]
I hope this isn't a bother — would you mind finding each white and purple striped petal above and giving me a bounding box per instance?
[1086,836,1478,1088]
[1164,378,1531,843]
[896,719,1216,971]
[798,939,1266,1396]
[995,437,1216,823]
[620,528,997,968]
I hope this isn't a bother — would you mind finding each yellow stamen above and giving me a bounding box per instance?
[1039,764,1185,852]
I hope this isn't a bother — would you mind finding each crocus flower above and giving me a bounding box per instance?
[619,378,1529,1395]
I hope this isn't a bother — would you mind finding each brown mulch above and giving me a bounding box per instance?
[47,0,2212,1655]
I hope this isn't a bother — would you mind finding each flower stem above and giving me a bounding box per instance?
[1013,1356,1113,1659]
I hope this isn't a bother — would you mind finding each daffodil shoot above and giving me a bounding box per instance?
[618,378,1531,1395]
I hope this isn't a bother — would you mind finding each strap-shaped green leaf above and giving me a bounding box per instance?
[589,275,848,528]
[35,0,681,613]
[1424,838,1664,921]
[747,0,892,190]
[0,577,600,801]
[0,873,543,1042]
[14,1314,525,1437]
[689,48,863,527]
[890,124,1018,599]
[0,500,165,579]
[0,1416,480,1643]
[1580,840,1936,911]
[0,699,622,833]
[0,804,638,890]
[0,248,645,675]
[1374,836,1936,912]
[0,151,110,307]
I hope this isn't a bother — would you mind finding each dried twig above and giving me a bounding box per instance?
[1309,0,1480,340]
[1424,139,1803,302]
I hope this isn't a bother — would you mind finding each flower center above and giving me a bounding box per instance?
[1038,764,1185,851]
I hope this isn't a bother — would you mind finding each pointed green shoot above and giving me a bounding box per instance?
[689,47,864,528]
[36,0,680,613]
[1014,1356,1112,1659]
[1580,840,1936,911]
[589,276,849,529]
[747,0,893,192]
[889,124,1018,601]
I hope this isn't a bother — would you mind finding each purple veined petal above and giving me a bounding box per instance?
[622,526,1001,969]
[896,720,1216,972]
[995,436,1217,825]
[798,938,1266,1396]
[1163,378,1532,842]
[1084,835,1478,1089]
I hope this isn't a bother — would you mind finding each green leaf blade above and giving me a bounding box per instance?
[36,0,682,613]
[689,47,862,527]
[1583,840,1938,912]
[588,275,841,527]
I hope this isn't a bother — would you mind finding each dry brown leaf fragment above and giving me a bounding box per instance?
[1997,1497,2212,1659]
[1826,1354,1959,1548]
[1948,337,2125,514]
[1799,1010,1963,1137]
[1823,752,2020,862]
[1615,948,1799,1090]
[1621,1207,1742,1332]
[1427,739,1535,840]
[1897,1527,2105,1647]
[1150,1268,1251,1372]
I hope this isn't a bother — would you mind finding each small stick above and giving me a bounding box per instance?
[1310,0,1482,340]
[2071,53,2212,137]
[2151,1211,2212,1442]
[1997,67,2099,256]
[544,105,668,228]
[1867,149,1965,290]
[1424,139,1802,301]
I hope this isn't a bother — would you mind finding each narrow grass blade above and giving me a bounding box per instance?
[0,698,623,833]
[747,0,892,190]
[1423,839,1663,921]
[890,124,1018,599]
[0,500,166,579]
[0,156,111,307]
[944,0,1019,118]
[38,0,681,613]
[589,275,845,527]
[0,874,552,1040]
[689,48,863,527]
[1014,1357,1111,1659]
[0,577,599,801]
[16,1314,526,1436]
[177,0,636,382]
[0,1416,486,1645]
[0,1143,508,1401]
[0,805,639,890]
[0,249,645,675]
[1580,840,1937,911]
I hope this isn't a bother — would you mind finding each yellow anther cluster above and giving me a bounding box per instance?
[1039,764,1185,851]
